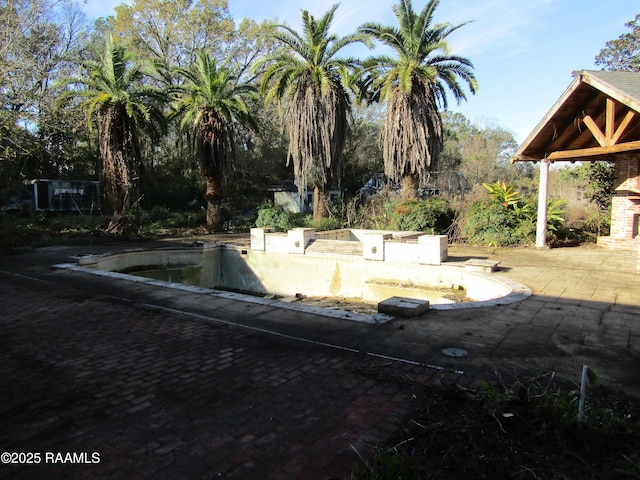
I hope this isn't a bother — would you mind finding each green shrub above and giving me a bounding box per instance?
[255,206,343,232]
[583,207,611,235]
[463,199,529,246]
[255,205,305,232]
[514,215,537,243]
[464,181,569,246]
[390,197,454,233]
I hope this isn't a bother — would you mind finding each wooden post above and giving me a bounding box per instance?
[536,158,550,248]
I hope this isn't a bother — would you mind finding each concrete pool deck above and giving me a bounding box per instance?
[1,237,639,479]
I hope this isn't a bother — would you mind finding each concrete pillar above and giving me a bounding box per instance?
[417,235,448,265]
[536,158,550,248]
[250,227,272,251]
[363,232,391,261]
[288,228,315,254]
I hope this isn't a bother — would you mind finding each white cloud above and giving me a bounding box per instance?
[434,0,559,58]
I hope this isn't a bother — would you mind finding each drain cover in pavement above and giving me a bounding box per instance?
[442,347,468,358]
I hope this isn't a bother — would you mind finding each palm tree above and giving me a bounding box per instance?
[359,0,478,200]
[58,34,167,234]
[169,51,257,231]
[253,4,369,221]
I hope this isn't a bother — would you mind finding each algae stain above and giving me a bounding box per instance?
[329,262,341,296]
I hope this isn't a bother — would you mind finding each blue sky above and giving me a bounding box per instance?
[82,0,638,143]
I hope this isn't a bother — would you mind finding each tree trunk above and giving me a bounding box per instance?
[401,172,420,201]
[313,185,330,222]
[205,175,223,232]
[100,113,143,236]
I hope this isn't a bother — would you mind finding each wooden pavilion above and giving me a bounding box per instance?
[511,69,640,250]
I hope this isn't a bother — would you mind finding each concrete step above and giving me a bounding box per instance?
[377,296,430,317]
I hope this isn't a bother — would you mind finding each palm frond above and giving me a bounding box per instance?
[257,4,359,196]
[356,0,477,190]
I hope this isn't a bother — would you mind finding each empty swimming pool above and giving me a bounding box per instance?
[66,229,531,320]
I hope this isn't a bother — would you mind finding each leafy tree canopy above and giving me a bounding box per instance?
[108,0,234,84]
[595,13,640,71]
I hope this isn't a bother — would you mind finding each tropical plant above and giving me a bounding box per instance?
[483,181,523,208]
[465,181,566,245]
[253,4,369,221]
[169,51,257,231]
[358,0,478,200]
[57,34,168,235]
[546,198,566,232]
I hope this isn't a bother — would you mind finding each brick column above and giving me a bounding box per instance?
[611,154,640,239]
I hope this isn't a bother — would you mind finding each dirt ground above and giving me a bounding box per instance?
[353,369,640,479]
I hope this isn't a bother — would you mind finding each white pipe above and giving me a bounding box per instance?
[578,364,588,422]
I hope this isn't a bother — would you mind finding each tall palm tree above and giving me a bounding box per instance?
[58,34,167,234]
[169,51,256,231]
[359,0,478,200]
[253,4,369,221]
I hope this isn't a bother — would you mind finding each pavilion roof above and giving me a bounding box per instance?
[511,70,640,163]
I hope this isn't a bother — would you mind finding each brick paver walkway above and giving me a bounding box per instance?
[1,239,638,479]
[0,271,456,480]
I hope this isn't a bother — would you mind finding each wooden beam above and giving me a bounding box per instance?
[547,140,640,160]
[582,115,607,146]
[511,154,540,162]
[605,98,615,144]
[612,110,636,144]
[582,98,636,147]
